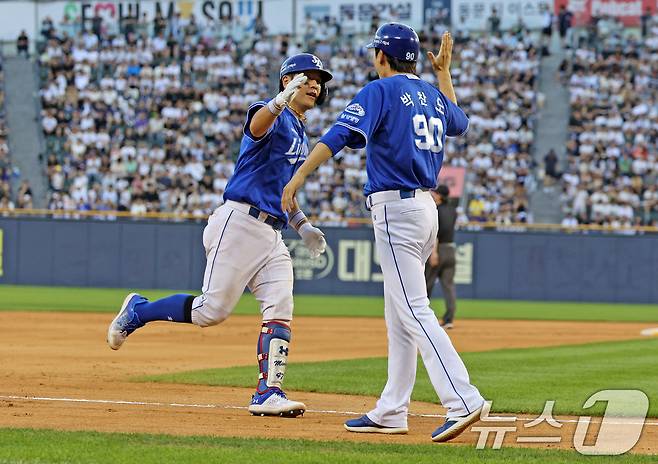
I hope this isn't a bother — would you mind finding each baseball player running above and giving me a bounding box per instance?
[107,53,333,418]
[282,26,485,441]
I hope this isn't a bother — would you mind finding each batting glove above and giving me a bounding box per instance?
[298,222,327,259]
[268,73,307,115]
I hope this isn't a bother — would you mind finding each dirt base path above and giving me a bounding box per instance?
[1,312,656,454]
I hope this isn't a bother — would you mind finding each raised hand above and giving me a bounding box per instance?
[274,73,308,108]
[427,31,453,74]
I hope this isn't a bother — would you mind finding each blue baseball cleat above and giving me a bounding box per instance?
[248,388,306,417]
[344,415,408,434]
[107,293,147,350]
[431,404,484,442]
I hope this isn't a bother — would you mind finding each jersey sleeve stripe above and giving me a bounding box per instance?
[242,101,271,143]
[247,100,268,111]
[454,117,470,137]
[335,121,368,145]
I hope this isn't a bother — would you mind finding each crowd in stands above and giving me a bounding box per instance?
[559,17,658,228]
[39,14,274,216]
[426,31,540,224]
[37,12,541,224]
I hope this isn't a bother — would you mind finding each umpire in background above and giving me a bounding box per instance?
[425,185,457,329]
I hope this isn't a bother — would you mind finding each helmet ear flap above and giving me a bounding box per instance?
[316,84,328,106]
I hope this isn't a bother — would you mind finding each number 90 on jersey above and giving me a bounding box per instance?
[413,114,444,153]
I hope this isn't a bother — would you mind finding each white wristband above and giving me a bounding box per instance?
[267,99,284,116]
[288,210,307,230]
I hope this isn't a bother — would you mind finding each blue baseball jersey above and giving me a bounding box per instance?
[320,74,469,196]
[223,101,309,222]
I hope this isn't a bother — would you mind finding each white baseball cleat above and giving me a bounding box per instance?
[248,388,306,417]
[107,293,147,350]
[431,403,484,442]
[344,415,408,434]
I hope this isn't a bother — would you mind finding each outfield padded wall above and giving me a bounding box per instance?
[0,217,657,303]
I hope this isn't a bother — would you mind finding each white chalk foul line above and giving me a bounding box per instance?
[1,395,656,426]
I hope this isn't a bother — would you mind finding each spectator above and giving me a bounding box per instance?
[561,212,578,228]
[91,13,103,42]
[544,149,561,181]
[641,7,652,39]
[17,30,29,57]
[487,8,501,34]
[541,4,553,55]
[154,11,167,36]
[40,17,55,41]
[17,193,33,210]
[558,5,573,48]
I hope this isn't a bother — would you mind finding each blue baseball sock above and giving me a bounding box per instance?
[134,294,194,324]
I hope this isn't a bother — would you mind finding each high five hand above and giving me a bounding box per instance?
[427,31,453,74]
[274,73,308,108]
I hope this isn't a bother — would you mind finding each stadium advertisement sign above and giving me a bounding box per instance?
[423,0,452,26]
[284,227,474,295]
[50,0,292,31]
[437,165,466,197]
[3,217,658,302]
[296,0,425,32]
[554,0,656,27]
[451,0,547,30]
[0,0,294,41]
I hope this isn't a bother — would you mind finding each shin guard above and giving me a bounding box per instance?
[256,321,291,394]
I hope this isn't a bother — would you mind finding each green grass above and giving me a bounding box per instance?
[143,338,658,417]
[2,285,658,322]
[0,429,653,463]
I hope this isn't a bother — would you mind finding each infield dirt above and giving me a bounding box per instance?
[1,312,656,454]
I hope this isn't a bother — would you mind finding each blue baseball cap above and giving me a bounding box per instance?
[366,22,420,62]
[279,53,333,83]
[278,53,333,105]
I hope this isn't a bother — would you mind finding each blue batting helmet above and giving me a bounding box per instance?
[279,53,333,105]
[366,23,420,62]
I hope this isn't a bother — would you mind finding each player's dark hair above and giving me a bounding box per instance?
[374,48,417,74]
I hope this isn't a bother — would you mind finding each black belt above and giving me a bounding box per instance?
[399,188,430,199]
[248,206,286,231]
[365,188,430,210]
[399,189,426,199]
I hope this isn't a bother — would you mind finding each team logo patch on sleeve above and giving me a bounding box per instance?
[345,103,366,117]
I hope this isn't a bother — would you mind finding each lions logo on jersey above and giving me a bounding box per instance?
[283,135,309,164]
